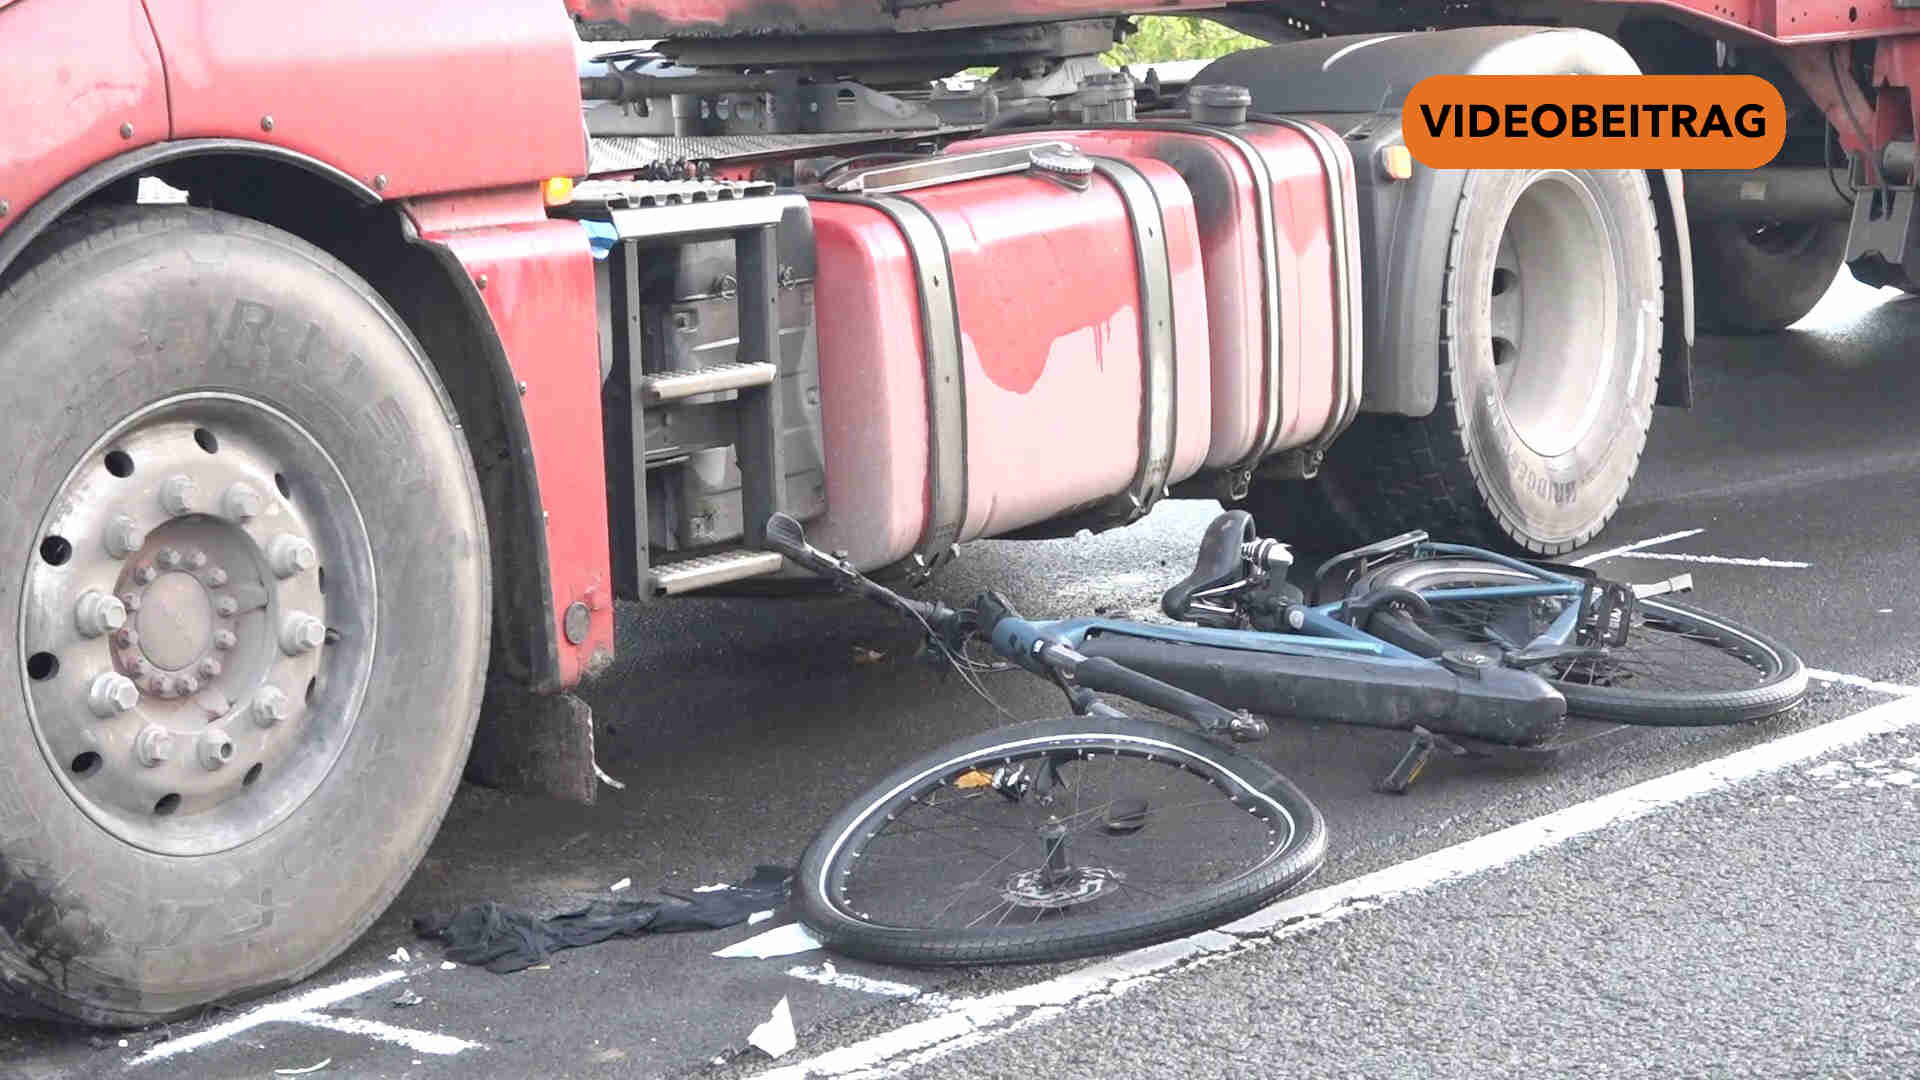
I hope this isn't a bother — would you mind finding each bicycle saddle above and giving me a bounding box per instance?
[1162,510,1260,626]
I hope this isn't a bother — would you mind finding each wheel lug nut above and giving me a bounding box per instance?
[268,535,318,578]
[252,687,291,727]
[156,548,182,570]
[221,482,265,521]
[87,672,141,718]
[186,551,208,570]
[133,565,157,586]
[215,596,239,617]
[195,728,235,771]
[119,591,142,613]
[135,725,174,766]
[151,674,177,698]
[197,657,222,678]
[75,590,128,638]
[127,658,152,678]
[113,627,140,649]
[213,629,237,651]
[104,516,147,559]
[279,612,326,655]
[160,475,198,516]
[205,567,229,587]
[177,674,201,695]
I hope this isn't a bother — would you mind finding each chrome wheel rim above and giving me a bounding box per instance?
[19,393,376,855]
[1486,170,1620,459]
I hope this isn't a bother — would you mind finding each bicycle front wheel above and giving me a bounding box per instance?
[1367,558,1807,726]
[794,716,1326,967]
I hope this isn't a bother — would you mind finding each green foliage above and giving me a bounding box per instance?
[1104,17,1263,66]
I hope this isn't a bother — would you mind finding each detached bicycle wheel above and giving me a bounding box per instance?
[794,716,1326,966]
[1366,558,1806,726]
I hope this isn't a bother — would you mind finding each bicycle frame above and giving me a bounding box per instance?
[991,542,1587,665]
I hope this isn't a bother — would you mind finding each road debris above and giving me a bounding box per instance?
[748,997,796,1059]
[610,877,631,892]
[748,909,774,925]
[392,990,423,1008]
[274,1059,333,1076]
[713,921,823,959]
[416,866,792,972]
[387,946,410,964]
[851,646,886,665]
[440,961,457,970]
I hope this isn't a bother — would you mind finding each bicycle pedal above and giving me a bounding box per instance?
[1375,729,1437,794]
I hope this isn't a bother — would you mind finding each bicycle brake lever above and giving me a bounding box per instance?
[764,513,853,582]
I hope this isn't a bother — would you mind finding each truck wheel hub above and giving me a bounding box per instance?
[19,394,376,855]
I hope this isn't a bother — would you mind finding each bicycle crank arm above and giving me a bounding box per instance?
[1075,633,1567,747]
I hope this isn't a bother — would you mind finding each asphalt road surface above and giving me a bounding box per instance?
[6,270,1920,1079]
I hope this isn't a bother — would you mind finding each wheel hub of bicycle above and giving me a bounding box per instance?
[19,394,375,856]
[1002,865,1121,908]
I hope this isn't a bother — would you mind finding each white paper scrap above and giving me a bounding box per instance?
[748,997,796,1059]
[610,878,631,892]
[748,909,774,925]
[712,922,823,959]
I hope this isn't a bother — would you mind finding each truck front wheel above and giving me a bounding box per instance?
[1689,219,1846,334]
[0,207,489,1025]
[1251,167,1662,556]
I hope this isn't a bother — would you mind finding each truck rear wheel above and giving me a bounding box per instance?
[1249,167,1662,556]
[1690,220,1846,334]
[0,207,488,1025]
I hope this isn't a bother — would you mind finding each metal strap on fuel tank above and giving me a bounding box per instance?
[809,193,968,573]
[1083,122,1284,488]
[1250,114,1365,455]
[1088,156,1179,523]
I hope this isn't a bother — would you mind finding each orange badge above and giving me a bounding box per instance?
[1402,75,1785,169]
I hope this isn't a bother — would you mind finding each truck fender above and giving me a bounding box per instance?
[1196,27,1692,415]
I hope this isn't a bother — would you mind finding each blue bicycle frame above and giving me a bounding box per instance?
[991,541,1588,669]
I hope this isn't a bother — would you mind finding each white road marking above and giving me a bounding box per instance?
[750,690,1920,1080]
[1570,528,1705,567]
[130,969,482,1065]
[283,1012,483,1055]
[1601,551,1812,568]
[787,963,924,998]
[1809,668,1920,696]
[130,970,407,1064]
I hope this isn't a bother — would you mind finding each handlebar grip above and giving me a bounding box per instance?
[1072,655,1244,734]
[765,512,845,579]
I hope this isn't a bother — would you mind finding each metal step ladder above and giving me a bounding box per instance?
[573,180,808,597]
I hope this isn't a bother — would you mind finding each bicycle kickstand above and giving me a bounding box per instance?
[1374,726,1474,795]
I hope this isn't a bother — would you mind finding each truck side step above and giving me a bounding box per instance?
[647,549,785,596]
[638,361,778,404]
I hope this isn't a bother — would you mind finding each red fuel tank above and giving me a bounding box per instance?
[957,120,1363,481]
[806,143,1212,571]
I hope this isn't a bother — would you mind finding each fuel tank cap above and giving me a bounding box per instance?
[1191,83,1253,126]
[1030,146,1095,190]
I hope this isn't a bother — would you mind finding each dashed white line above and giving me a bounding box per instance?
[750,690,1920,1080]
[1601,551,1812,568]
[787,963,925,999]
[1808,668,1920,696]
[283,1011,483,1055]
[1570,528,1705,567]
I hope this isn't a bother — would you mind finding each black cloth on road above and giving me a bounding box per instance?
[413,865,791,973]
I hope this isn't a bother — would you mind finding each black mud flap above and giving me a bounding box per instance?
[466,679,602,804]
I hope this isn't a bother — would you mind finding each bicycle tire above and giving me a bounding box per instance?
[1364,558,1807,726]
[794,716,1326,967]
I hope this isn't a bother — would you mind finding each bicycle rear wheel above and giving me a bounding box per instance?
[1365,558,1806,725]
[794,716,1326,966]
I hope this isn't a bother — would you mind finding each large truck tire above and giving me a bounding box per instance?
[1689,220,1846,334]
[1250,167,1663,556]
[0,207,489,1025]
